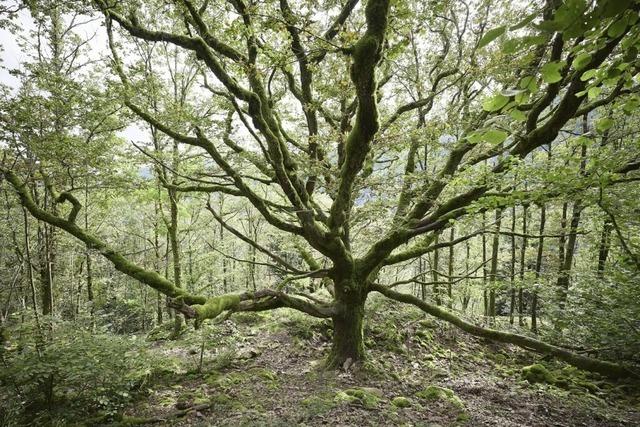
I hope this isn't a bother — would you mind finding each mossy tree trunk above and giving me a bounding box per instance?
[325,276,367,369]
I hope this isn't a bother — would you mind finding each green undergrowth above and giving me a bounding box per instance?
[0,317,183,426]
[4,301,638,426]
[518,362,620,396]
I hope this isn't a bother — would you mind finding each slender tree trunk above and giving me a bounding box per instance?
[532,203,546,334]
[518,204,528,326]
[37,220,54,316]
[462,242,471,312]
[447,227,454,309]
[489,209,502,317]
[482,212,488,316]
[557,140,586,310]
[84,179,94,320]
[509,205,516,324]
[432,233,440,305]
[419,256,426,300]
[597,219,612,279]
[22,207,40,323]
[154,199,163,325]
[556,202,568,296]
[557,200,582,309]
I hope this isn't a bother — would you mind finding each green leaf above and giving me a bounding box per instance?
[510,109,527,121]
[541,61,565,83]
[580,69,597,81]
[588,86,602,100]
[595,117,614,133]
[573,53,592,70]
[607,18,627,39]
[622,96,640,114]
[478,26,507,49]
[467,131,484,144]
[519,76,538,92]
[482,93,510,112]
[482,129,509,144]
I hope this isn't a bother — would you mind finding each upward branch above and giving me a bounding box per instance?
[328,0,390,234]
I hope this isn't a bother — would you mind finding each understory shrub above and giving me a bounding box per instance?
[0,315,174,426]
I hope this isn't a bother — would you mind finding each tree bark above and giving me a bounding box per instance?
[532,203,546,334]
[489,208,502,317]
[326,284,366,369]
[596,218,612,279]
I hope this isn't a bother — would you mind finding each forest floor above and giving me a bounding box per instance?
[112,298,640,427]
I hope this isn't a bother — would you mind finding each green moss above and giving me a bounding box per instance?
[521,364,555,384]
[194,295,241,320]
[334,391,358,405]
[209,392,234,410]
[254,368,278,382]
[457,411,471,423]
[391,396,412,408]
[416,385,464,409]
[335,387,381,409]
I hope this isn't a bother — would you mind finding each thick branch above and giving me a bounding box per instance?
[371,284,637,379]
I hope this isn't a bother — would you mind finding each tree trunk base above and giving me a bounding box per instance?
[324,299,366,370]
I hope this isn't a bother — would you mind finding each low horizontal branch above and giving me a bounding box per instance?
[371,283,637,379]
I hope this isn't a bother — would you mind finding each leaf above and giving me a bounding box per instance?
[580,69,597,81]
[482,93,510,112]
[510,12,538,31]
[519,76,538,92]
[573,53,592,70]
[595,117,614,133]
[622,96,640,114]
[467,131,484,144]
[588,86,602,100]
[510,109,527,121]
[478,26,507,49]
[607,18,627,39]
[541,61,565,83]
[482,129,509,145]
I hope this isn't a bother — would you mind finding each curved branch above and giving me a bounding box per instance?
[3,170,204,305]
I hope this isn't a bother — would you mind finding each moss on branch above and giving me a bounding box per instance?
[371,283,637,379]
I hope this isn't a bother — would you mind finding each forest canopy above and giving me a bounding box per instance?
[0,0,640,423]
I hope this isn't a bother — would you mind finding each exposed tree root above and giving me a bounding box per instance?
[371,283,638,379]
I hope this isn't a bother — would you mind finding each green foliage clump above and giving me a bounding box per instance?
[521,364,555,384]
[0,318,175,425]
[98,297,155,334]
[334,387,381,409]
[391,396,412,408]
[529,365,602,394]
[416,385,464,409]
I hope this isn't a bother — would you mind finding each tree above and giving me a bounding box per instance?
[3,0,640,377]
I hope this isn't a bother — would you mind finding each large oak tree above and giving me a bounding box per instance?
[3,0,640,377]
